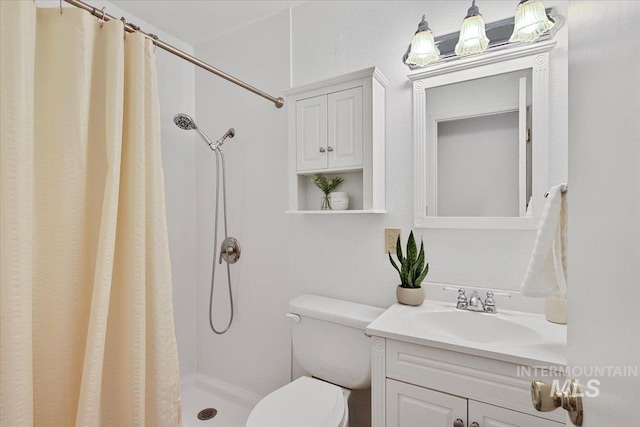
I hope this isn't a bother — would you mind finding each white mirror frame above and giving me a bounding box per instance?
[411,40,556,230]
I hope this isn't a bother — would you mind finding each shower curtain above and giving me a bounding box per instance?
[1,2,181,426]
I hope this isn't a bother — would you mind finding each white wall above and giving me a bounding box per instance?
[193,10,292,397]
[290,1,568,310]
[567,1,640,424]
[37,0,199,379]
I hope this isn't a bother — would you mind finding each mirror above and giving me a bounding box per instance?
[438,112,525,217]
[429,70,531,218]
[410,42,555,229]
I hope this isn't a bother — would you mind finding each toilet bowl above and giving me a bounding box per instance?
[246,376,348,427]
[246,295,384,427]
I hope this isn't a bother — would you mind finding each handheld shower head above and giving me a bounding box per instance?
[174,113,236,151]
[220,128,235,142]
[174,113,197,130]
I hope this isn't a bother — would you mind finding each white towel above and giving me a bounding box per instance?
[521,184,568,297]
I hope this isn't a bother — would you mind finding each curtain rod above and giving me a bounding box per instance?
[62,0,285,109]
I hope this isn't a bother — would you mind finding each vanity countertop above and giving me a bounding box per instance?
[366,300,567,367]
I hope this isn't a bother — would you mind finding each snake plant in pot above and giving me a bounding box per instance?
[388,231,429,306]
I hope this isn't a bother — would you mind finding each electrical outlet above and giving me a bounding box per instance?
[385,228,401,254]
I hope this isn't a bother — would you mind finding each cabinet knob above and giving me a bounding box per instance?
[453,419,464,427]
[531,379,583,426]
[319,147,326,153]
[470,423,479,427]
[327,146,334,152]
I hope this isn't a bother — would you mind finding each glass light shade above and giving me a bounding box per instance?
[405,30,440,66]
[455,15,489,56]
[509,0,555,43]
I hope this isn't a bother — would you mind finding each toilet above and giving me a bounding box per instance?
[246,295,385,427]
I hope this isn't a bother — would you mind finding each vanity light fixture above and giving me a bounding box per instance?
[404,2,560,69]
[455,0,490,56]
[404,15,440,67]
[509,0,555,43]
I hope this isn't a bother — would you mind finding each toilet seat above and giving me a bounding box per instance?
[246,376,347,427]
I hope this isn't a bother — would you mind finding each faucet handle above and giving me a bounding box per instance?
[456,288,468,309]
[443,287,468,309]
[484,291,510,313]
[484,292,496,313]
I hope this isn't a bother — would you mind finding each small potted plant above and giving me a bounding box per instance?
[312,174,344,210]
[388,231,429,306]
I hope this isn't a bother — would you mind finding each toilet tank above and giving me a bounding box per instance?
[289,295,385,390]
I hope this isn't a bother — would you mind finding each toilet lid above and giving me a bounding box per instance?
[246,377,346,427]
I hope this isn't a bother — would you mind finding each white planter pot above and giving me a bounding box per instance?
[396,285,425,306]
[330,192,349,210]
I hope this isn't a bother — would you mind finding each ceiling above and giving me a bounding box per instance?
[110,1,304,46]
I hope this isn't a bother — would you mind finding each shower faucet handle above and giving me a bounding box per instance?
[218,237,241,264]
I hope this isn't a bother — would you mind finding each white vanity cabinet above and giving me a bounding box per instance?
[386,379,562,427]
[386,379,467,426]
[371,338,566,427]
[284,67,387,213]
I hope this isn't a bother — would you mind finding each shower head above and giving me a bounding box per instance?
[174,113,235,151]
[221,128,235,141]
[174,113,197,130]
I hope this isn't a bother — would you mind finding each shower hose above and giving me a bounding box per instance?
[209,147,233,334]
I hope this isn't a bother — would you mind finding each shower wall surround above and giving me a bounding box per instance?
[194,10,293,398]
[37,0,198,379]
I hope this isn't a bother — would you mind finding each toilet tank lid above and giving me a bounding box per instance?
[289,295,385,329]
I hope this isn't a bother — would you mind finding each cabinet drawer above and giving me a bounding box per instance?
[385,340,565,423]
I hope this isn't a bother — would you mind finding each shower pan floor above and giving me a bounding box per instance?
[181,378,252,427]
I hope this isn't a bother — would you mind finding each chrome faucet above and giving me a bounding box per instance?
[445,287,510,314]
[467,289,486,312]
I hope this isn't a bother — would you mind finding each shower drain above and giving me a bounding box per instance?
[197,408,218,421]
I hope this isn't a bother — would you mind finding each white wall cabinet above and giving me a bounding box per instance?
[284,67,387,213]
[371,338,565,427]
[296,87,363,172]
[296,95,328,171]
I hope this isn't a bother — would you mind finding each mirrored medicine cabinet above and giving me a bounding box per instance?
[410,40,556,229]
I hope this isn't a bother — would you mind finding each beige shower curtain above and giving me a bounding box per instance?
[1,2,181,426]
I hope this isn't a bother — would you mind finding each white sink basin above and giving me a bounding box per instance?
[366,300,567,366]
[410,310,544,345]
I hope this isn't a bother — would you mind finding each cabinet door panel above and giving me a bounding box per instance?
[386,379,467,427]
[296,95,327,171]
[468,401,563,427]
[328,87,363,169]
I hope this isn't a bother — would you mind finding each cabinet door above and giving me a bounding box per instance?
[327,87,363,169]
[468,401,563,427]
[296,95,327,171]
[387,379,467,427]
